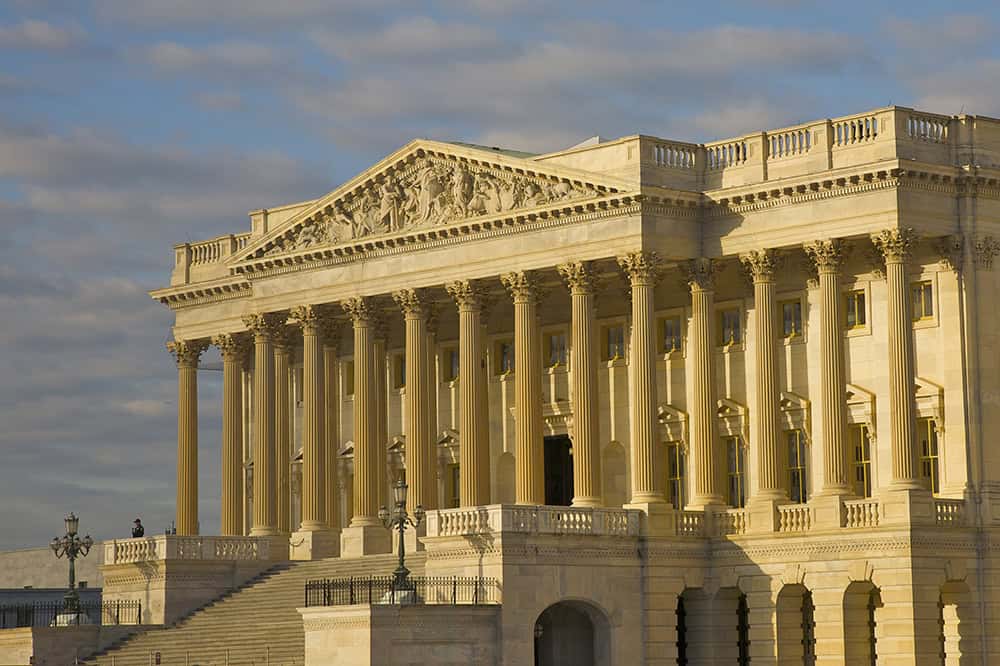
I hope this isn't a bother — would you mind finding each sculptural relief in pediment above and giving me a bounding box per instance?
[261,154,603,257]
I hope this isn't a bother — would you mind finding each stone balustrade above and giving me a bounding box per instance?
[171,232,252,285]
[103,535,270,565]
[717,509,748,536]
[425,504,641,538]
[843,499,882,529]
[777,504,813,533]
[934,498,966,527]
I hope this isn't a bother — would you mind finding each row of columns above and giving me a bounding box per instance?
[167,229,924,537]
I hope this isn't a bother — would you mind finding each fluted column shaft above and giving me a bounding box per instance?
[394,290,432,513]
[502,272,544,505]
[618,253,664,504]
[323,328,341,529]
[874,229,921,488]
[447,281,490,506]
[742,251,785,499]
[274,335,292,533]
[243,313,284,536]
[292,306,331,531]
[424,316,439,510]
[213,335,249,536]
[169,340,207,536]
[341,298,379,526]
[559,262,602,506]
[688,259,724,506]
[807,240,851,494]
[374,334,388,506]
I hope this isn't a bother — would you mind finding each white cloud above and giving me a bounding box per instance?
[0,19,84,51]
[145,40,285,74]
[310,16,503,62]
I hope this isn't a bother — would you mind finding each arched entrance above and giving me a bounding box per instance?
[534,600,610,666]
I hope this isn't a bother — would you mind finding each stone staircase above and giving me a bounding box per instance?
[83,553,424,666]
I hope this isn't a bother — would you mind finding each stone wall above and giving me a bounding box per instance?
[0,545,104,589]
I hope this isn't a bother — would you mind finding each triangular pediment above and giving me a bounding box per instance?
[234,139,635,267]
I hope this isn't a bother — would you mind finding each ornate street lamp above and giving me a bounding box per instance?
[50,512,93,616]
[379,480,425,592]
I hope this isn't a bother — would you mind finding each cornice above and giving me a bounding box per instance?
[149,277,251,310]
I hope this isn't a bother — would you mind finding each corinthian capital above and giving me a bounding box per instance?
[684,258,715,291]
[446,280,485,310]
[803,239,845,273]
[871,228,917,264]
[211,333,252,363]
[500,271,541,304]
[290,304,337,336]
[241,312,287,342]
[617,251,663,286]
[392,288,429,318]
[739,249,779,283]
[557,261,599,294]
[340,296,374,324]
[167,339,209,368]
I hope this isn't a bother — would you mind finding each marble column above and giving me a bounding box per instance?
[273,328,292,534]
[393,289,433,513]
[558,261,602,507]
[805,240,851,495]
[741,250,786,501]
[211,333,250,536]
[501,271,545,505]
[687,258,724,507]
[446,280,491,507]
[321,319,343,530]
[168,339,208,536]
[618,252,665,505]
[374,327,388,508]
[873,228,921,489]
[242,312,285,537]
[424,310,440,510]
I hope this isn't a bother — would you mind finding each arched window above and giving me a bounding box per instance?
[676,595,688,666]
[802,591,816,665]
[737,593,750,666]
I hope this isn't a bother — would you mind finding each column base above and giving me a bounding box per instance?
[255,534,290,561]
[401,523,426,554]
[747,497,781,533]
[881,486,935,526]
[624,501,674,537]
[290,528,341,560]
[811,493,848,529]
[340,524,392,558]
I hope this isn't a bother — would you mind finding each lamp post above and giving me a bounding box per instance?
[378,480,425,591]
[50,512,93,614]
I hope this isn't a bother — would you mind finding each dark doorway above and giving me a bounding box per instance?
[544,435,574,506]
[535,601,610,666]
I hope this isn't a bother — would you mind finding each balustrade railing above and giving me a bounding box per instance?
[718,509,747,536]
[843,499,881,528]
[706,140,748,169]
[768,128,812,158]
[777,504,812,533]
[651,141,697,169]
[104,535,269,564]
[675,510,705,537]
[833,114,879,147]
[907,112,949,144]
[934,499,966,527]
[304,576,499,607]
[426,504,641,538]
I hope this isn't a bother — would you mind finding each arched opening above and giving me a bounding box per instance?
[676,595,688,666]
[602,442,627,508]
[776,584,816,665]
[534,600,610,666]
[680,587,748,664]
[940,580,978,665]
[844,581,882,665]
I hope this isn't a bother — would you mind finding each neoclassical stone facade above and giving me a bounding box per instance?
[148,106,1000,665]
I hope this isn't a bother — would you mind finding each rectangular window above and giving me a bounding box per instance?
[851,424,872,498]
[725,436,746,508]
[392,354,405,389]
[343,360,355,397]
[918,417,940,493]
[494,339,514,375]
[545,331,568,368]
[660,316,683,353]
[787,429,808,503]
[446,463,460,508]
[781,300,803,338]
[912,281,934,321]
[442,347,459,382]
[845,290,866,329]
[666,442,685,509]
[719,308,742,346]
[603,324,626,361]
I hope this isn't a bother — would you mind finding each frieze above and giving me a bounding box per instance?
[257,154,603,258]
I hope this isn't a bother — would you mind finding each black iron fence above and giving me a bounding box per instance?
[0,600,142,628]
[304,576,499,607]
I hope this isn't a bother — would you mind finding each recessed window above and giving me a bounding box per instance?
[392,354,405,389]
[912,281,934,321]
[918,417,940,493]
[660,316,683,353]
[719,308,742,346]
[851,424,872,498]
[343,360,355,397]
[846,290,866,329]
[666,441,685,509]
[442,346,459,382]
[781,299,803,338]
[494,339,514,375]
[787,429,808,503]
[725,436,746,508]
[446,463,460,508]
[545,331,568,368]
[603,324,626,361]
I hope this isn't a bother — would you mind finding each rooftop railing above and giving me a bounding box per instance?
[304,576,500,607]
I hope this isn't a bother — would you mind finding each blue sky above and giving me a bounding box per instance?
[1,0,998,549]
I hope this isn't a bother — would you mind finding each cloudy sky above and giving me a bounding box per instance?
[1,0,998,550]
